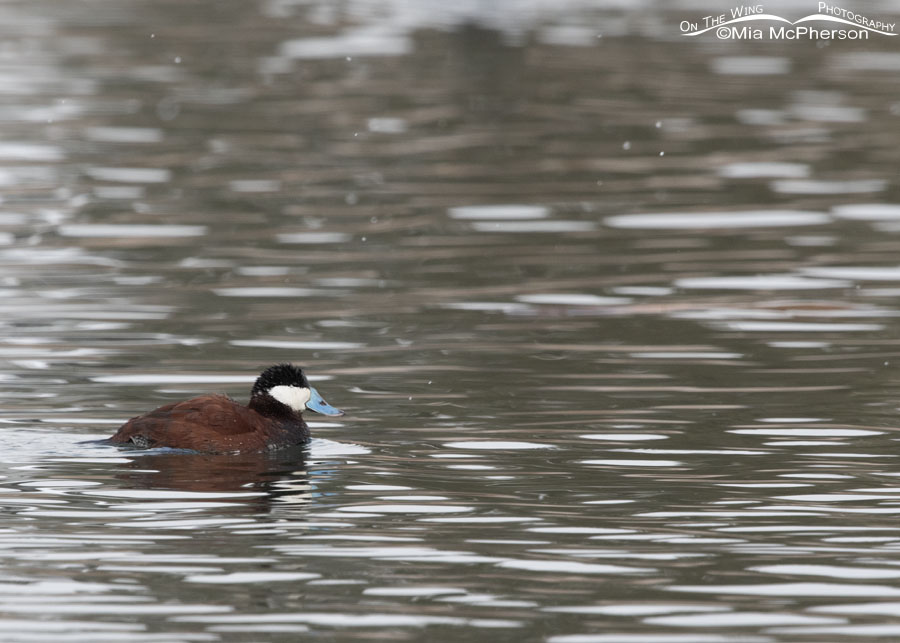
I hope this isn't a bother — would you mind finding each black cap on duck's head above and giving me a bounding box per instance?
[252,363,310,395]
[251,363,343,416]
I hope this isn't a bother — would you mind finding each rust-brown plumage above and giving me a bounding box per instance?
[106,364,343,454]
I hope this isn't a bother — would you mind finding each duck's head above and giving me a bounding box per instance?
[251,363,343,416]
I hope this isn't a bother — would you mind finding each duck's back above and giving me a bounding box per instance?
[108,395,308,453]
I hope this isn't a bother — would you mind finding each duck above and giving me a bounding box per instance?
[106,363,343,453]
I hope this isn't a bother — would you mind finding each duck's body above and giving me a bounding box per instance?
[107,364,343,454]
[108,394,309,453]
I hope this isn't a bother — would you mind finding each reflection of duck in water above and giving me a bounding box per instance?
[114,446,314,506]
[106,364,343,453]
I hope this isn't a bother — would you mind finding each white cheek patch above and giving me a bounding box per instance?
[268,385,312,412]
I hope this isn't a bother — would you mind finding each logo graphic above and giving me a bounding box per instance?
[680,2,896,40]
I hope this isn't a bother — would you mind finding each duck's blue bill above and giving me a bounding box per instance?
[306,387,344,416]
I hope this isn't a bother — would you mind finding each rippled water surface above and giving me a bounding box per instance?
[3,0,900,641]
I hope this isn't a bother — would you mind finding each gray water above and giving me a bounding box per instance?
[1,0,900,641]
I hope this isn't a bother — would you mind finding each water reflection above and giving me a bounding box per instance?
[111,447,312,506]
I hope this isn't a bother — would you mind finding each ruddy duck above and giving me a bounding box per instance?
[107,363,343,453]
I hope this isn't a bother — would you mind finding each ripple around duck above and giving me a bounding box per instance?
[605,210,829,229]
[173,612,522,628]
[442,441,555,450]
[470,220,596,232]
[646,612,843,627]
[729,428,882,437]
[517,294,631,305]
[832,203,900,220]
[718,162,810,179]
[335,504,474,514]
[448,205,549,220]
[582,459,683,467]
[548,635,767,643]
[59,224,204,237]
[674,275,850,290]
[497,560,654,574]
[581,433,669,441]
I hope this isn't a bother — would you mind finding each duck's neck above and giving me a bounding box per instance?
[248,394,304,422]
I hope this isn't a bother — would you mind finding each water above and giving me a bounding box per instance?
[1,0,900,641]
